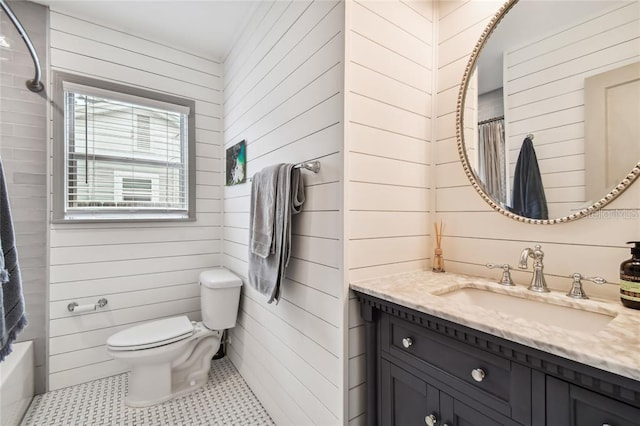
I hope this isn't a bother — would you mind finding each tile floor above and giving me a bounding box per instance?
[22,357,275,425]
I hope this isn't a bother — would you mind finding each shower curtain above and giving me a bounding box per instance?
[477,119,507,204]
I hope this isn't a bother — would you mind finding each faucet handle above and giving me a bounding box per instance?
[486,263,516,286]
[566,273,607,299]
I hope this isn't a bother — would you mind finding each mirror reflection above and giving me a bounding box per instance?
[462,0,640,220]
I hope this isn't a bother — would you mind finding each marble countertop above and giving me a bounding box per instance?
[351,270,640,382]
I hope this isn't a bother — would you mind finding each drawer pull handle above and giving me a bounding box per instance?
[471,368,486,382]
[424,413,438,426]
[402,337,413,349]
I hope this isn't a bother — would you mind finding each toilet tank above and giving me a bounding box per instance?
[199,268,242,330]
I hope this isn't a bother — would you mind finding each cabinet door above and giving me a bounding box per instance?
[546,376,640,426]
[440,392,519,426]
[380,359,440,426]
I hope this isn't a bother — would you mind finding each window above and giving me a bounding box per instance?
[53,73,196,222]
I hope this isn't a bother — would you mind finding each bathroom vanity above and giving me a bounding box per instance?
[352,271,640,426]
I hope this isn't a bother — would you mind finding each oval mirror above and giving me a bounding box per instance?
[457,0,640,224]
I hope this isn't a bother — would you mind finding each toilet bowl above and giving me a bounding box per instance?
[107,268,242,407]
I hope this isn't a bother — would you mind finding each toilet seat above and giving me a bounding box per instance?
[107,316,194,351]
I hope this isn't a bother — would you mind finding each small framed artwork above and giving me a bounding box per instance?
[226,139,246,186]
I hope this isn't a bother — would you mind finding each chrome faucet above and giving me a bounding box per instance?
[566,273,607,299]
[485,263,515,286]
[518,244,550,293]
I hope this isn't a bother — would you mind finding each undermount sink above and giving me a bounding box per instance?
[439,287,617,333]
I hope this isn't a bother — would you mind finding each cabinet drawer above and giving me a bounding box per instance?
[380,358,520,426]
[382,314,513,405]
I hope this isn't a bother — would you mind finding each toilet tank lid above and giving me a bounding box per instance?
[200,268,243,289]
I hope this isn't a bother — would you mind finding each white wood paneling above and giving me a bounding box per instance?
[49,13,222,76]
[436,0,640,306]
[345,1,435,425]
[222,1,344,424]
[47,8,222,390]
[224,1,341,133]
[49,359,126,391]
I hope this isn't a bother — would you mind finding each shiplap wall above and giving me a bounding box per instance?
[504,2,640,218]
[0,0,47,394]
[222,1,345,424]
[46,8,222,390]
[345,1,434,424]
[436,0,640,302]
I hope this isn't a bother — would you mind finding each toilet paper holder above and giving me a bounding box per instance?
[68,298,108,313]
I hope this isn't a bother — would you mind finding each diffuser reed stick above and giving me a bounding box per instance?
[433,221,445,273]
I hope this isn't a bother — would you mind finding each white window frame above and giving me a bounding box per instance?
[52,72,196,223]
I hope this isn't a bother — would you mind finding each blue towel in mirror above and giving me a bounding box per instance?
[511,137,549,220]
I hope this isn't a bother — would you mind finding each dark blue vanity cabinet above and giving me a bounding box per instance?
[543,376,640,426]
[355,291,640,426]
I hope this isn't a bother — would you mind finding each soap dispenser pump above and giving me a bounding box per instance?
[620,241,640,310]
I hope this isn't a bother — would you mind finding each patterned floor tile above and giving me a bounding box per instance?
[22,357,275,426]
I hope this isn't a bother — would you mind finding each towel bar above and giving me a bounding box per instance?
[249,160,320,181]
[293,160,320,173]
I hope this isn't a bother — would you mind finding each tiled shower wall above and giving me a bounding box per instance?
[0,0,48,394]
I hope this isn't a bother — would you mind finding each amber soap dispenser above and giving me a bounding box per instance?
[620,241,640,310]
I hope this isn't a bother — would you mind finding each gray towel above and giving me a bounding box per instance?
[281,167,305,272]
[248,164,305,304]
[249,164,280,258]
[0,160,27,362]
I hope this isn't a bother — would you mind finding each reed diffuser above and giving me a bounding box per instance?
[433,221,445,273]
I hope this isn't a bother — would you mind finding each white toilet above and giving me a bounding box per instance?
[107,268,242,407]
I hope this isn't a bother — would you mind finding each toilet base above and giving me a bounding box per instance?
[112,327,223,408]
[126,366,210,408]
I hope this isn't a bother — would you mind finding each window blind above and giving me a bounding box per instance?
[63,85,189,218]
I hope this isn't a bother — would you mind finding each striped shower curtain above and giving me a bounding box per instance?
[477,119,507,204]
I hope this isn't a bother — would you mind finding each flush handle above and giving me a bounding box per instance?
[402,337,413,349]
[471,368,486,382]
